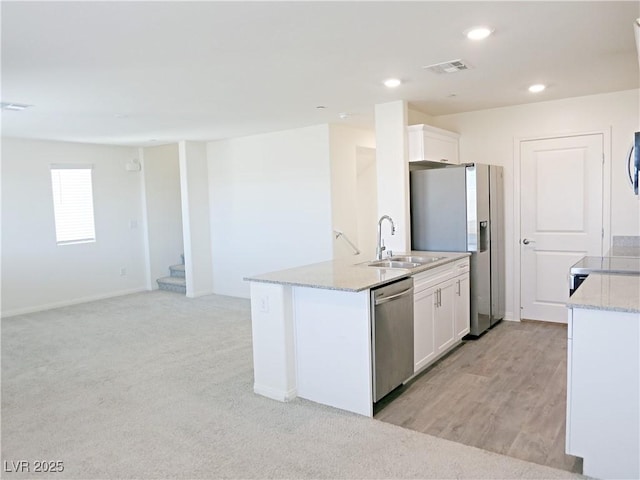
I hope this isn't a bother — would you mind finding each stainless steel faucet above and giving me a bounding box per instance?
[376,215,396,260]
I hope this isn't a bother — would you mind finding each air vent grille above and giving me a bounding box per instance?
[423,59,472,74]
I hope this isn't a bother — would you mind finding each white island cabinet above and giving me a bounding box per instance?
[245,252,470,417]
[566,273,640,479]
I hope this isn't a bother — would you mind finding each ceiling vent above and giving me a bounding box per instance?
[423,59,472,74]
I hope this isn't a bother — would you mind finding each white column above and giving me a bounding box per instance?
[179,141,214,297]
[374,100,411,253]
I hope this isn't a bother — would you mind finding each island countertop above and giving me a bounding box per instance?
[244,251,470,292]
[567,272,640,313]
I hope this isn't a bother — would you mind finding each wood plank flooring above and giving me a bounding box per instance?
[374,320,582,473]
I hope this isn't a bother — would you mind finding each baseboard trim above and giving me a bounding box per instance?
[1,287,148,318]
[254,383,297,402]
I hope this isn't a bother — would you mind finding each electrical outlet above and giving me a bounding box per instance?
[120,267,127,276]
[259,297,269,313]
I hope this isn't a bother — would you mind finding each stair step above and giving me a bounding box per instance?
[157,276,186,294]
[169,264,185,278]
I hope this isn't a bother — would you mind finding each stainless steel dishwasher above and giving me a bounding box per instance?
[371,277,414,402]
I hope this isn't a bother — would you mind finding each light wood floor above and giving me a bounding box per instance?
[374,320,582,473]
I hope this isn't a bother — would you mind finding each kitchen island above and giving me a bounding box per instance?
[245,251,470,417]
[566,273,640,479]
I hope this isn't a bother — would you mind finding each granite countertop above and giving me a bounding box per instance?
[570,256,640,275]
[567,273,640,314]
[244,251,470,292]
[607,246,640,258]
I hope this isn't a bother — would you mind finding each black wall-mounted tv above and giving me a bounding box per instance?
[634,132,639,195]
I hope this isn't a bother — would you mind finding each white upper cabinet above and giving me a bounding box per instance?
[407,124,460,164]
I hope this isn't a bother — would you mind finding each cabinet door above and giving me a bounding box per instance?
[422,134,459,164]
[408,125,460,164]
[454,273,470,339]
[434,280,456,355]
[414,286,436,372]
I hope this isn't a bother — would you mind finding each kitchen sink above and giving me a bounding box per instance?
[367,255,446,269]
[389,255,445,264]
[367,260,421,269]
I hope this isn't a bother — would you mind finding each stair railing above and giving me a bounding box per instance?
[333,230,361,255]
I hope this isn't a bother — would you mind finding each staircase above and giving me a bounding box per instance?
[157,260,186,294]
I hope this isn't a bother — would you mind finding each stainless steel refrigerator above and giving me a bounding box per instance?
[410,163,505,336]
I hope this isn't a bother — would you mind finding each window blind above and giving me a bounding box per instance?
[50,166,96,245]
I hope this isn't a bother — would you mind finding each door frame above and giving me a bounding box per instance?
[513,128,611,322]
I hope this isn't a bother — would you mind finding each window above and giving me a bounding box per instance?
[50,165,96,245]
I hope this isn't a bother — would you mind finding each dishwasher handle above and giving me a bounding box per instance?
[374,287,413,306]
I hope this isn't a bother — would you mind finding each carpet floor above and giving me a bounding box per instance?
[1,290,584,479]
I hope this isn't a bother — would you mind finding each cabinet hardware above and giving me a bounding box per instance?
[456,279,461,296]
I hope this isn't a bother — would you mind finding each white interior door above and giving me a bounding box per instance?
[520,134,604,323]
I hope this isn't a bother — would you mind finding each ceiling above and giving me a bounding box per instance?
[2,1,638,147]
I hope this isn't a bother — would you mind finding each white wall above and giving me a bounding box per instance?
[179,141,214,298]
[328,124,376,259]
[408,107,435,126]
[140,144,183,289]
[207,125,333,298]
[1,137,147,316]
[355,147,378,258]
[430,88,640,320]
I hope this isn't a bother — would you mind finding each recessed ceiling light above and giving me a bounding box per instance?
[384,78,402,88]
[1,102,32,111]
[528,84,546,93]
[465,26,494,40]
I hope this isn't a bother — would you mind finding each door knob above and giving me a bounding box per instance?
[522,238,535,245]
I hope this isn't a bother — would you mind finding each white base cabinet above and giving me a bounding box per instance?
[454,271,470,339]
[413,286,436,371]
[413,258,470,373]
[434,280,455,355]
